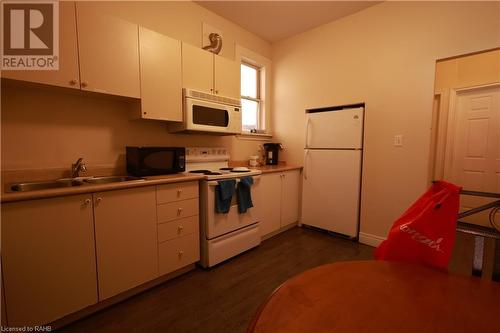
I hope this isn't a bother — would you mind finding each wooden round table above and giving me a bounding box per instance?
[247,261,500,333]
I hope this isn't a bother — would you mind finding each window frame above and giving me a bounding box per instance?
[240,61,263,133]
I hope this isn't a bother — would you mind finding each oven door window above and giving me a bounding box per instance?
[143,151,174,170]
[193,105,229,127]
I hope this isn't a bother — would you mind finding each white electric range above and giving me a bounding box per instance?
[186,147,262,267]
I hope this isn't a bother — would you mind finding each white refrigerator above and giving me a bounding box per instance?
[302,105,364,238]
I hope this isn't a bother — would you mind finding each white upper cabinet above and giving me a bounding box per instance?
[182,42,241,100]
[139,27,182,121]
[182,43,214,94]
[214,55,241,99]
[1,1,80,89]
[76,3,141,98]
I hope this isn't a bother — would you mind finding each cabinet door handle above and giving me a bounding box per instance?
[69,79,78,86]
[81,81,88,88]
[96,197,102,204]
[83,198,91,205]
[215,90,219,94]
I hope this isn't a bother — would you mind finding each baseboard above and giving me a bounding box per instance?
[261,222,298,241]
[359,232,386,247]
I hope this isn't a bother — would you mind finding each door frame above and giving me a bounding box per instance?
[439,82,500,181]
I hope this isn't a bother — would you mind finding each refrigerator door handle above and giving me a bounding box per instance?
[304,149,309,180]
[306,118,312,148]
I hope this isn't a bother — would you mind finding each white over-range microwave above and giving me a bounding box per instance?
[168,89,242,135]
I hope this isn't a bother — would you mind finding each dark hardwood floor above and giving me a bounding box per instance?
[59,227,374,333]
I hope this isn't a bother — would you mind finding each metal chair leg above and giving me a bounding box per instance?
[493,239,500,282]
[472,235,485,277]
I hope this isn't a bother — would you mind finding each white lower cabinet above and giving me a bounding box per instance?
[257,169,301,237]
[1,195,98,326]
[1,181,200,327]
[93,186,158,300]
[156,181,200,275]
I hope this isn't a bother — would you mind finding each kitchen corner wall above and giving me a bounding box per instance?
[271,2,500,241]
[1,1,272,171]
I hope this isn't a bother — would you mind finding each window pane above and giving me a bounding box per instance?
[241,64,257,98]
[241,99,259,131]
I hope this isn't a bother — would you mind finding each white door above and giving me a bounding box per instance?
[306,107,364,149]
[281,170,301,227]
[446,85,500,227]
[257,173,282,237]
[302,149,362,237]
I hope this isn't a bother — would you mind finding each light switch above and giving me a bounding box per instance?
[394,135,403,147]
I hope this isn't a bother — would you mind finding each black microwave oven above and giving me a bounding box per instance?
[126,147,185,176]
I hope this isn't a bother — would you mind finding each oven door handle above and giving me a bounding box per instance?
[207,175,261,186]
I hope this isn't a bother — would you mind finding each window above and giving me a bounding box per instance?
[241,62,262,132]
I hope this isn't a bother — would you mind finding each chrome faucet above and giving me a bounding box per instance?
[71,158,87,178]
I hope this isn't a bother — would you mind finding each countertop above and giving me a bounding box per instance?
[1,173,205,203]
[1,165,302,203]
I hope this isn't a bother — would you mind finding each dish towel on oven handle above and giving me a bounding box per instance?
[237,176,254,214]
[215,179,236,214]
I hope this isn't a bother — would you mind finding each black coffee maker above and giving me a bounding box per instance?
[263,143,282,165]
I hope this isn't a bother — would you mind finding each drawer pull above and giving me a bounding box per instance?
[177,225,184,233]
[177,208,183,216]
[177,189,183,197]
[178,250,184,257]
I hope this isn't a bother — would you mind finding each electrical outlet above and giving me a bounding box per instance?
[394,135,403,147]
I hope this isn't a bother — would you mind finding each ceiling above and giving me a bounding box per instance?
[196,1,380,43]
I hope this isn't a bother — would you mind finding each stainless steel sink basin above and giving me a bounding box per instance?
[9,176,145,192]
[83,176,145,184]
[10,179,84,192]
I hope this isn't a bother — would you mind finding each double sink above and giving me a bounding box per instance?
[10,176,145,192]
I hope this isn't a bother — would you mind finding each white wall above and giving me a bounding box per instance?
[271,1,500,239]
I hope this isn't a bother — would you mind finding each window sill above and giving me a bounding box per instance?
[236,132,273,141]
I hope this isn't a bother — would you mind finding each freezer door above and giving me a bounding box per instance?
[301,149,361,237]
[306,107,363,149]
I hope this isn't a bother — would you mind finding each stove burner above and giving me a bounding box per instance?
[189,170,222,175]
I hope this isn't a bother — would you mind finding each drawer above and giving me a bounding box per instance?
[159,233,200,275]
[157,181,198,204]
[158,215,199,242]
[157,198,199,223]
